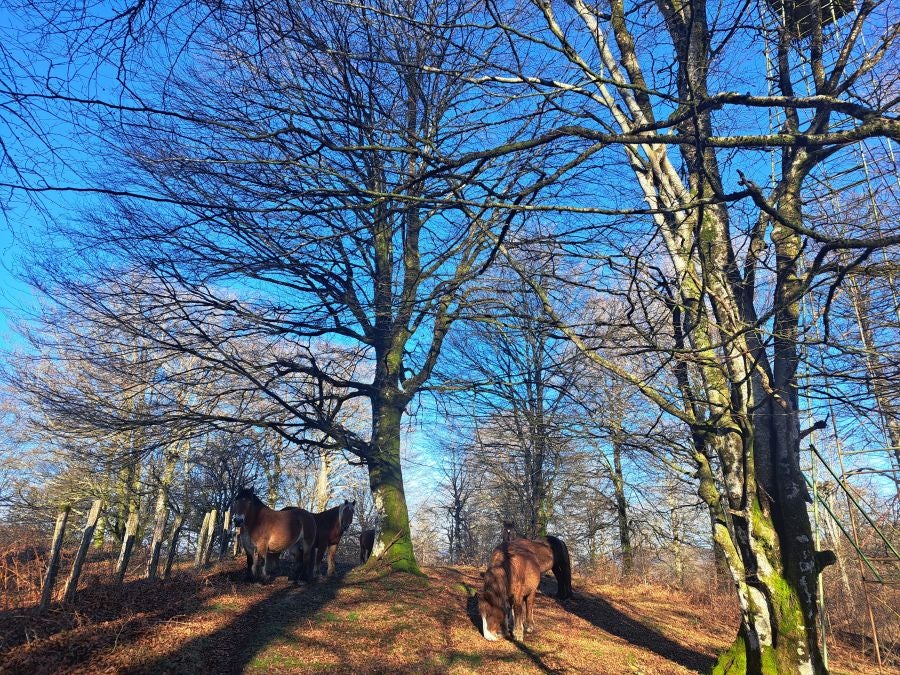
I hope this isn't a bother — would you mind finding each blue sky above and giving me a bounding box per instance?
[0,216,32,346]
[1,0,896,521]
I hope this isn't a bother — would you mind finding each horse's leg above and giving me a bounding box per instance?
[315,545,326,578]
[256,545,270,583]
[306,541,318,582]
[512,596,525,641]
[287,545,300,582]
[245,551,254,582]
[264,550,278,582]
[325,544,337,577]
[525,589,536,633]
[251,551,264,582]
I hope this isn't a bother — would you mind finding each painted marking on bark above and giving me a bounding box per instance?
[371,492,386,558]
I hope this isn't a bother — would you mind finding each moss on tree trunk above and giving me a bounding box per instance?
[366,401,421,575]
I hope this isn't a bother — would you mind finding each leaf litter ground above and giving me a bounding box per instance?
[0,559,885,674]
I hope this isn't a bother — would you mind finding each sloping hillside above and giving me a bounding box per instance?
[0,560,883,674]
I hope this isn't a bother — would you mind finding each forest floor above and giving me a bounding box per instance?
[0,558,890,674]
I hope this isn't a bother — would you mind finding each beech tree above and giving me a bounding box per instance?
[1,0,555,572]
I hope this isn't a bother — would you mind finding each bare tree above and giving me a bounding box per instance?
[479,0,900,670]
[1,0,554,572]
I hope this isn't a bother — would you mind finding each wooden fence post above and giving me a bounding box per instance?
[145,507,169,580]
[194,511,211,569]
[163,513,186,579]
[202,508,219,567]
[62,499,102,605]
[39,507,70,612]
[218,509,231,561]
[115,511,139,584]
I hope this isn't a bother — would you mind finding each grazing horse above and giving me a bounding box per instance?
[502,521,572,599]
[359,528,376,563]
[231,489,317,583]
[479,539,541,641]
[310,499,355,577]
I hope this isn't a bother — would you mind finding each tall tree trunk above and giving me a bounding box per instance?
[847,275,900,473]
[612,438,633,576]
[667,484,684,587]
[117,447,141,540]
[266,447,282,506]
[313,449,334,512]
[146,446,178,579]
[530,339,551,538]
[709,505,731,592]
[366,400,419,574]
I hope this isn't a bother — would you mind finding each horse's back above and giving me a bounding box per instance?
[258,507,311,553]
[509,537,554,574]
[492,541,541,598]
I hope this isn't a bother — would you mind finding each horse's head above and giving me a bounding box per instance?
[477,587,505,641]
[232,488,260,527]
[339,499,355,533]
[501,521,518,543]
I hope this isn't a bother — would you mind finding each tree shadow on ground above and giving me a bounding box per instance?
[122,564,351,674]
[565,588,715,672]
[514,640,565,674]
[0,561,346,674]
[0,565,243,668]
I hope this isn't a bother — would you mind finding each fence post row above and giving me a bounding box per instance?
[146,507,169,580]
[194,511,212,569]
[219,509,231,561]
[39,506,71,612]
[115,511,139,584]
[42,503,230,611]
[202,508,219,567]
[163,512,186,579]
[62,499,102,605]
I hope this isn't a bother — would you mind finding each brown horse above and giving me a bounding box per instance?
[502,521,572,599]
[479,539,542,641]
[310,499,355,577]
[231,489,317,583]
[359,528,376,563]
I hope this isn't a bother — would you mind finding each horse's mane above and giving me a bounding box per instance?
[482,542,511,609]
[234,488,264,505]
[316,499,355,523]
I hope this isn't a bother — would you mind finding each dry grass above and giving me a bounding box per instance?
[0,541,895,674]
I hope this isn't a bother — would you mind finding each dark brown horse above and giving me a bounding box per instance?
[479,539,542,641]
[310,499,355,577]
[359,528,376,563]
[502,521,572,599]
[231,489,317,583]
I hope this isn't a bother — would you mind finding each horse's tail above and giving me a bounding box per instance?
[545,535,572,599]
